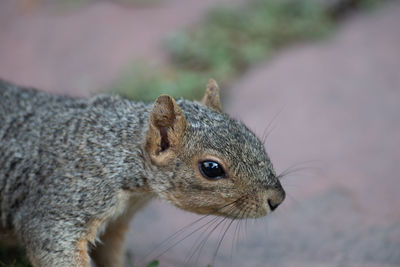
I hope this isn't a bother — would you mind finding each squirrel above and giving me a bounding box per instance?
[0,78,285,267]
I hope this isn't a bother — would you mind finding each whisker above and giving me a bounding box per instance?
[211,216,236,266]
[278,166,312,179]
[148,215,223,263]
[184,196,247,266]
[139,213,210,263]
[183,216,223,267]
[139,198,244,264]
[243,206,250,241]
[187,212,233,267]
[140,197,245,265]
[230,208,246,266]
[230,220,239,267]
[186,200,245,267]
[154,216,221,263]
[183,206,237,267]
[261,107,285,145]
[277,160,322,180]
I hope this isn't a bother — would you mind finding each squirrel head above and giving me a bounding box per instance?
[144,80,285,219]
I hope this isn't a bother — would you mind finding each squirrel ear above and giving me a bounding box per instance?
[146,95,187,165]
[201,79,222,112]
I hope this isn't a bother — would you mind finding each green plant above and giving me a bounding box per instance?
[146,260,159,267]
[167,0,331,75]
[0,246,31,267]
[128,258,159,267]
[111,64,208,103]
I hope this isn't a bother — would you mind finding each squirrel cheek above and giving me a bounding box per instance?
[164,191,186,209]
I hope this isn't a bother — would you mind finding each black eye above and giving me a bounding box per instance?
[199,160,226,180]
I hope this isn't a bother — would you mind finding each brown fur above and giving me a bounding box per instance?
[146,94,187,166]
[76,239,90,267]
[201,79,222,112]
[90,222,128,267]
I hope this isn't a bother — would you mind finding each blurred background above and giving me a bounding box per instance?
[1,0,399,266]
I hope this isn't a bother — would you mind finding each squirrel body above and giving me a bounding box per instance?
[0,79,285,266]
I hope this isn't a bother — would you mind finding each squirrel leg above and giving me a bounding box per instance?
[24,238,90,267]
[90,195,152,267]
[90,218,130,267]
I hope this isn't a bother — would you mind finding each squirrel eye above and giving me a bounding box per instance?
[199,160,226,180]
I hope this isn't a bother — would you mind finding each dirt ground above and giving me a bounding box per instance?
[0,0,399,266]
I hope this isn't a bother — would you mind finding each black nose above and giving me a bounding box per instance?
[267,184,285,211]
[267,198,281,211]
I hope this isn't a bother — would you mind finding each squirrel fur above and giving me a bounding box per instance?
[0,79,285,267]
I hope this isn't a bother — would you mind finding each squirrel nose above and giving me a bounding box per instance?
[267,184,285,211]
[267,198,282,211]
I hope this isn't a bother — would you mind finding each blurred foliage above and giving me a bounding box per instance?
[112,65,208,102]
[0,246,31,267]
[128,258,159,267]
[167,0,330,76]
[112,0,333,102]
[145,260,159,267]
